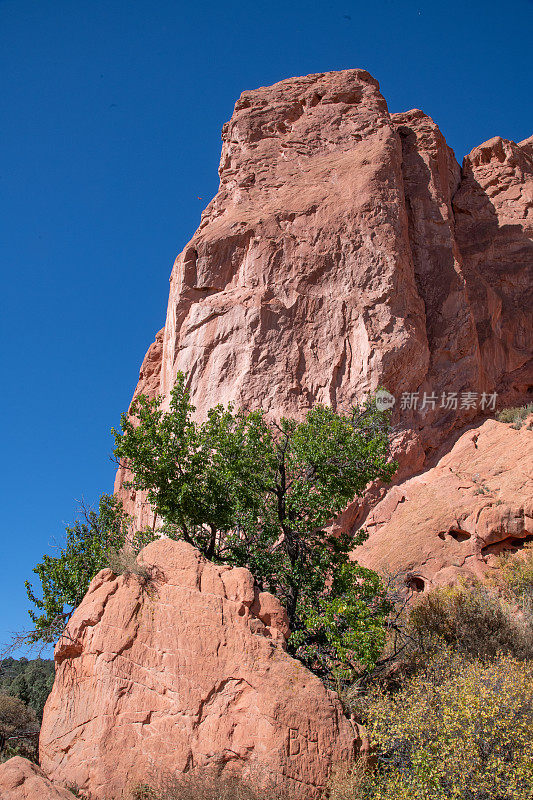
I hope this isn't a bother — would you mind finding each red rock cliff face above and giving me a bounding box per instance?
[116,69,532,525]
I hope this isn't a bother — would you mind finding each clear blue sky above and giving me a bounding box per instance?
[1,0,532,655]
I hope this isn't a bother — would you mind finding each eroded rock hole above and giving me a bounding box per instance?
[406,576,425,592]
[308,92,323,107]
[438,529,471,542]
[482,534,533,557]
[512,535,533,547]
[449,529,471,542]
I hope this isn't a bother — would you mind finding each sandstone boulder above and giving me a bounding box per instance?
[0,757,77,800]
[39,539,356,799]
[353,416,533,590]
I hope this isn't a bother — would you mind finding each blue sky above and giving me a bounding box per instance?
[1,0,532,656]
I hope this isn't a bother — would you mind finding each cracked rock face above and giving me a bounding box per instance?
[39,540,356,799]
[116,69,532,531]
[353,416,533,590]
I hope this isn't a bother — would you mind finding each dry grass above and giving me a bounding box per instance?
[324,762,369,800]
[131,768,286,800]
[107,547,153,585]
[496,403,533,429]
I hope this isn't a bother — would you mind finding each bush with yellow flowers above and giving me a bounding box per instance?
[326,649,533,800]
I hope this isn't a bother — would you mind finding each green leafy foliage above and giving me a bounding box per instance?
[25,494,157,643]
[0,657,54,720]
[291,558,391,684]
[113,374,397,684]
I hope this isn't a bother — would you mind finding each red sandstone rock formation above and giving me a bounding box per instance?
[353,416,533,590]
[115,69,532,529]
[32,71,533,800]
[0,757,76,800]
[39,539,356,799]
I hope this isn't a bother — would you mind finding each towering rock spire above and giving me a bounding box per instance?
[116,69,532,525]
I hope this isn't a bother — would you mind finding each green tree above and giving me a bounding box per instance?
[113,373,397,683]
[0,657,54,720]
[25,494,156,644]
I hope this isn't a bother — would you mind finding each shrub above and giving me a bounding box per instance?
[369,651,533,799]
[496,403,533,429]
[493,542,533,616]
[408,583,533,660]
[326,651,533,800]
[342,580,533,717]
[0,692,38,737]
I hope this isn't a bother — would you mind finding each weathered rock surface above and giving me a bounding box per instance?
[454,135,533,397]
[39,539,356,799]
[0,757,77,800]
[116,69,532,529]
[353,416,533,590]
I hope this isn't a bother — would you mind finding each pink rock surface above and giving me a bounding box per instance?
[158,70,428,421]
[352,416,533,590]
[116,70,532,530]
[0,757,77,800]
[39,539,356,799]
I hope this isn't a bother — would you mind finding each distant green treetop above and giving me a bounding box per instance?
[0,657,54,720]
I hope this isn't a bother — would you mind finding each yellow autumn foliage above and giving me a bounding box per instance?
[326,650,533,800]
